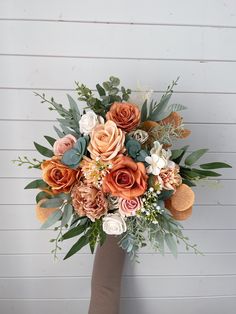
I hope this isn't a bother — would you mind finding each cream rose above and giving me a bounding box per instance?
[53,134,77,156]
[102,213,127,235]
[79,111,104,135]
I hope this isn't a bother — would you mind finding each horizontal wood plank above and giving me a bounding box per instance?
[1,276,236,298]
[1,56,236,93]
[0,253,236,277]
[0,0,235,27]
[1,298,236,314]
[1,21,236,60]
[0,229,235,254]
[1,89,236,124]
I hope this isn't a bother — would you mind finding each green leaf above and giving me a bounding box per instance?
[96,84,106,96]
[182,179,196,187]
[141,100,148,122]
[34,142,54,158]
[36,191,52,203]
[171,149,185,161]
[40,198,64,208]
[67,94,79,114]
[156,231,164,255]
[173,145,189,164]
[149,93,172,121]
[40,209,62,229]
[63,234,89,260]
[192,168,221,177]
[61,204,73,227]
[44,136,56,147]
[53,126,64,138]
[185,149,208,166]
[159,189,175,200]
[165,233,178,258]
[199,162,232,170]
[61,223,87,240]
[24,179,48,190]
[167,103,187,112]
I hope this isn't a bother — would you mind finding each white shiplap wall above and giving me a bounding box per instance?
[0,1,236,313]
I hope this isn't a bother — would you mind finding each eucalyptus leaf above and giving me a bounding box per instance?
[40,198,64,208]
[165,233,178,258]
[40,209,62,229]
[36,191,52,203]
[24,179,48,190]
[61,204,73,227]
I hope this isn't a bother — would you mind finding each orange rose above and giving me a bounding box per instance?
[88,120,125,161]
[41,156,78,193]
[106,102,141,132]
[102,155,148,200]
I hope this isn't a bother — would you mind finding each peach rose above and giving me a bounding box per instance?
[102,155,148,200]
[53,134,77,156]
[88,120,126,161]
[119,196,142,217]
[71,181,108,221]
[106,102,141,132]
[41,156,78,193]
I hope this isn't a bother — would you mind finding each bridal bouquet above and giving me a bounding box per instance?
[14,76,231,260]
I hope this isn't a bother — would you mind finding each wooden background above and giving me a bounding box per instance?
[0,1,236,313]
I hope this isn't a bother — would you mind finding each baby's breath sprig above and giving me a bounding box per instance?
[137,187,164,225]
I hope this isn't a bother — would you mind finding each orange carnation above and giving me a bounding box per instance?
[102,155,148,200]
[88,120,125,161]
[106,102,141,132]
[41,156,78,193]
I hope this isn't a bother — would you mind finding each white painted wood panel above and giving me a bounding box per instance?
[0,0,236,27]
[0,1,236,312]
[0,276,236,298]
[1,90,236,124]
[1,21,236,61]
[1,253,236,277]
[0,229,235,254]
[1,298,236,314]
[1,56,236,93]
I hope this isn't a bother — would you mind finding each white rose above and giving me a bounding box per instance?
[102,213,127,235]
[79,111,104,135]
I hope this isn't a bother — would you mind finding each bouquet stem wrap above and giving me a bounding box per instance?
[88,236,126,314]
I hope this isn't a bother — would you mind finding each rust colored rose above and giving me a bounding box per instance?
[41,157,78,193]
[71,181,108,221]
[102,155,148,200]
[106,102,141,132]
[88,120,126,161]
